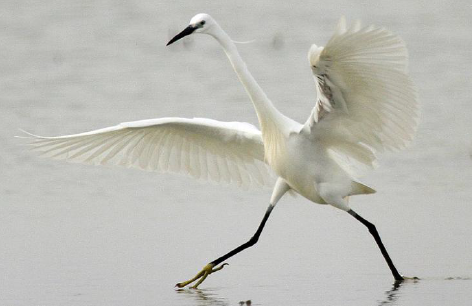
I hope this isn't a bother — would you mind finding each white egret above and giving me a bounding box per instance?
[23,14,419,288]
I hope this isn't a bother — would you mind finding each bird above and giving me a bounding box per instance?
[22,13,419,289]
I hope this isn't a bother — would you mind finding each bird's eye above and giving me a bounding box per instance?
[199,20,206,26]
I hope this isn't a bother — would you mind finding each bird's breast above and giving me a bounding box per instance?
[263,132,328,204]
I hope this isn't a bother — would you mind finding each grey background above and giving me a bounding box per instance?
[1,0,472,305]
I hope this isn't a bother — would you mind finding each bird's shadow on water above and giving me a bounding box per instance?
[175,288,230,306]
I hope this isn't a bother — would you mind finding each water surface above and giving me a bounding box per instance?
[1,0,472,305]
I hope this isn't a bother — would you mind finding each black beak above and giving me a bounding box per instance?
[166,25,197,46]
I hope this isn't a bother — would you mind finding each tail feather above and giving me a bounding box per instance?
[350,181,376,195]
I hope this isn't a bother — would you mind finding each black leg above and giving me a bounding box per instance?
[211,204,274,266]
[348,209,404,281]
[176,204,276,288]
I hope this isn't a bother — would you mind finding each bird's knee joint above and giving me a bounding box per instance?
[367,223,377,233]
[248,236,258,245]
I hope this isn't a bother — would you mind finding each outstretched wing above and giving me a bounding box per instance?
[23,117,274,189]
[306,17,419,177]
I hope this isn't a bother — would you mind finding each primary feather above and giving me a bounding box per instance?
[306,17,419,178]
[24,118,274,189]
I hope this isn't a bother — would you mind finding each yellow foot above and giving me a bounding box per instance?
[175,263,228,289]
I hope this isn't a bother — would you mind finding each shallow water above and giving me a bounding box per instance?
[1,0,472,305]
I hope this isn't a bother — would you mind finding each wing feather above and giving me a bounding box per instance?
[306,18,419,178]
[23,117,274,189]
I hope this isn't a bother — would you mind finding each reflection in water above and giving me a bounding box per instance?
[378,278,419,305]
[175,288,229,306]
[378,281,403,305]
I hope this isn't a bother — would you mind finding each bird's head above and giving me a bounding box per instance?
[167,13,216,46]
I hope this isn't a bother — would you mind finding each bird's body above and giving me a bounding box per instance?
[265,128,356,206]
[23,13,419,288]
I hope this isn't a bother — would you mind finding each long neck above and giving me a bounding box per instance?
[210,26,282,130]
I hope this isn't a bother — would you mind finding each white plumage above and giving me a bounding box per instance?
[26,118,274,189]
[23,14,419,287]
[307,17,419,178]
[23,16,419,210]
